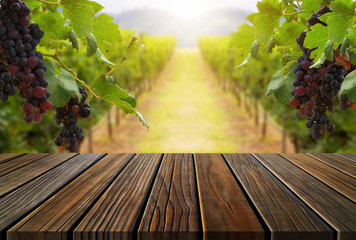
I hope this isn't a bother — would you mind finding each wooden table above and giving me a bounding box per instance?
[0,153,355,240]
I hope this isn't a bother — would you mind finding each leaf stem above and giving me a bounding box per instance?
[36,0,59,5]
[283,10,306,16]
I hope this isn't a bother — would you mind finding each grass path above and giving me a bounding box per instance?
[81,49,294,153]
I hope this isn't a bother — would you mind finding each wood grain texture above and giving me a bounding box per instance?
[0,154,26,164]
[138,154,199,240]
[0,154,104,235]
[0,153,51,177]
[224,154,333,240]
[336,153,356,163]
[74,153,162,240]
[280,153,356,201]
[254,153,356,240]
[7,154,134,240]
[307,153,356,178]
[0,153,76,197]
[194,154,264,240]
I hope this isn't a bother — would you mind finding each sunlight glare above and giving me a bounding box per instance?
[171,0,204,20]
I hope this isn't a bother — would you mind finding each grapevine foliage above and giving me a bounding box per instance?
[240,0,356,139]
[0,0,151,152]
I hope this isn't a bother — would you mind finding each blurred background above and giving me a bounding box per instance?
[1,0,355,153]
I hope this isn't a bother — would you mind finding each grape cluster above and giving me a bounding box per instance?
[0,62,15,101]
[0,0,51,123]
[289,6,347,140]
[54,87,90,153]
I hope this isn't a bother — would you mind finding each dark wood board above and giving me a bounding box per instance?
[7,154,134,240]
[280,153,356,201]
[224,153,333,240]
[73,153,162,240]
[254,153,356,240]
[0,154,27,164]
[0,154,104,235]
[138,154,199,240]
[307,153,356,178]
[0,153,76,197]
[194,154,264,240]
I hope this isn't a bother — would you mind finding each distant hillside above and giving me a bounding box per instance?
[112,8,250,47]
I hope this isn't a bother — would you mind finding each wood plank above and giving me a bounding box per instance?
[0,153,76,197]
[0,153,51,177]
[254,153,356,240]
[74,153,162,240]
[224,154,333,240]
[307,153,356,178]
[0,154,26,164]
[138,154,199,240]
[336,153,356,163]
[281,153,356,201]
[8,154,134,240]
[194,154,264,240]
[0,154,104,236]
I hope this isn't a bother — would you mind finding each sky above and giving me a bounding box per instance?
[95,0,258,19]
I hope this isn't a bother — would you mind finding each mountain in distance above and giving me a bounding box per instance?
[111,8,251,48]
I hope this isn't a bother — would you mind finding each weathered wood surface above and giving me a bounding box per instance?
[224,154,333,240]
[138,154,199,240]
[0,154,104,235]
[307,153,356,178]
[0,153,355,240]
[280,153,356,201]
[74,153,162,240]
[194,154,264,240]
[0,154,26,164]
[8,154,134,240]
[254,153,356,240]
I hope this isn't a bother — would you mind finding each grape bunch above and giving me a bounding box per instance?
[0,62,16,101]
[0,0,51,123]
[54,87,91,153]
[289,6,352,140]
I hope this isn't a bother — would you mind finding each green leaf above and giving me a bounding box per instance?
[265,62,297,102]
[304,24,329,61]
[274,21,306,48]
[124,37,144,60]
[324,40,334,60]
[105,76,115,84]
[44,59,81,106]
[347,26,356,45]
[300,0,323,14]
[310,54,327,68]
[95,49,115,66]
[340,70,356,101]
[236,54,253,69]
[254,13,281,44]
[322,0,355,45]
[232,24,255,59]
[87,0,104,13]
[256,0,281,16]
[61,1,94,37]
[267,37,275,54]
[86,33,97,57]
[340,37,349,54]
[69,29,79,52]
[91,76,148,128]
[93,13,122,59]
[31,10,69,49]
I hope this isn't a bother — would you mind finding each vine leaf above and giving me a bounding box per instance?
[86,33,97,57]
[275,21,306,49]
[91,76,148,128]
[32,10,69,49]
[265,62,297,102]
[300,0,323,15]
[93,13,122,60]
[321,0,355,45]
[95,49,115,66]
[232,24,255,62]
[304,24,328,63]
[124,37,144,61]
[61,1,94,37]
[348,26,356,45]
[44,59,81,107]
[87,1,104,13]
[340,70,356,101]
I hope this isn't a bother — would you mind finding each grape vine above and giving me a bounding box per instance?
[0,0,162,152]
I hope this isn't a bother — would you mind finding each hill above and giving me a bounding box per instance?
[112,8,250,47]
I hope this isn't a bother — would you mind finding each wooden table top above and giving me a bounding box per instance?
[0,153,355,240]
